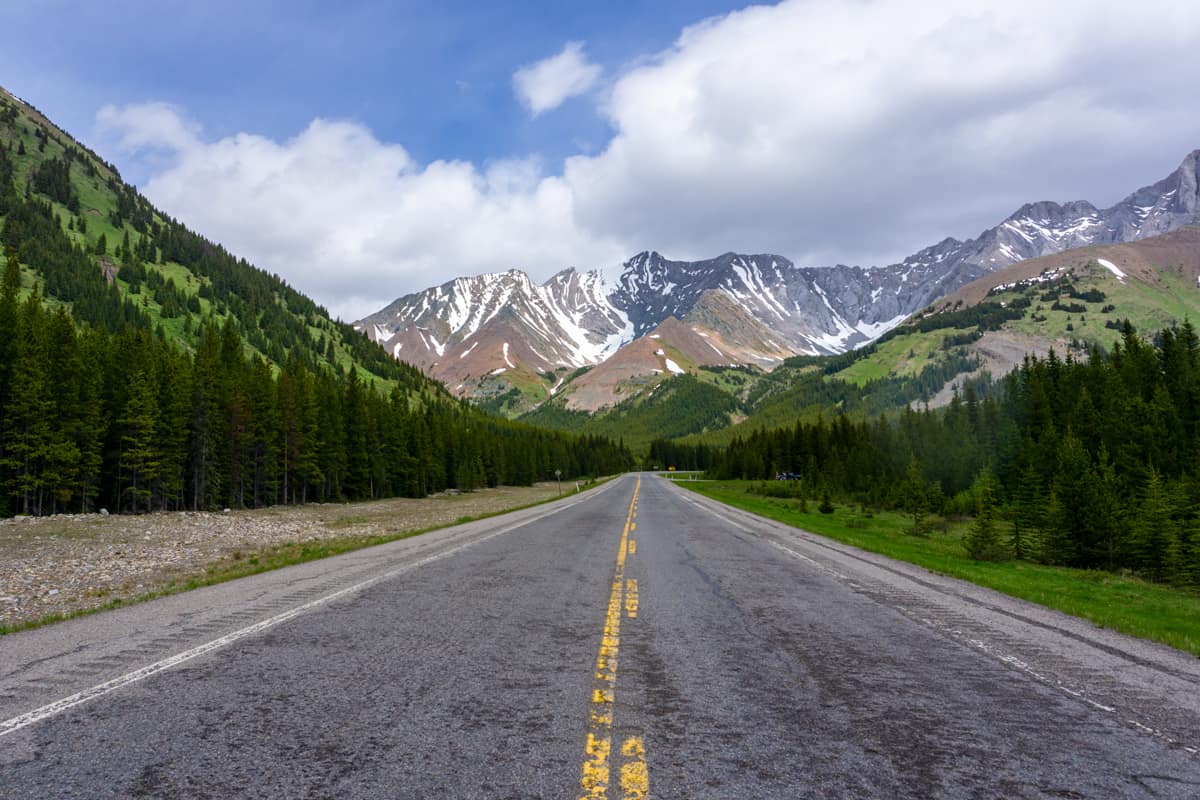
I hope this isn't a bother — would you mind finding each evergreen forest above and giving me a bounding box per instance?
[0,247,631,515]
[0,105,632,517]
[653,321,1200,587]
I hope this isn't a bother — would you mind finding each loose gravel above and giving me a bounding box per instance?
[0,484,564,629]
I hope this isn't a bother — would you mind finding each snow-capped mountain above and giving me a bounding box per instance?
[894,148,1200,288]
[355,268,631,393]
[607,252,910,358]
[356,148,1200,410]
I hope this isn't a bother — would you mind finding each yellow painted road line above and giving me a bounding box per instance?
[578,478,642,799]
[624,579,638,619]
[628,540,636,555]
[620,736,649,799]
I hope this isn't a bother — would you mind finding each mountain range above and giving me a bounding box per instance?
[4,79,1198,458]
[356,149,1200,413]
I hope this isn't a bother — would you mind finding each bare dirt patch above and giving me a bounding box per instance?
[922,330,1077,408]
[0,484,564,629]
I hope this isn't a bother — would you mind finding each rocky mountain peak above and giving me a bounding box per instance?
[356,146,1200,413]
[1161,149,1199,214]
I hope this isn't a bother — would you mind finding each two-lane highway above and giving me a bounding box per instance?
[2,474,1199,798]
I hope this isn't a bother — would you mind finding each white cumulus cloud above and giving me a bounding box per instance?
[96,107,624,321]
[566,0,1200,267]
[95,0,1200,323]
[96,102,200,152]
[513,41,602,116]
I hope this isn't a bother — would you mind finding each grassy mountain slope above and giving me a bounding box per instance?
[522,374,742,450]
[0,86,435,398]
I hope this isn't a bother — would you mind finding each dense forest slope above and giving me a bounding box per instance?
[0,87,632,515]
[665,321,1200,588]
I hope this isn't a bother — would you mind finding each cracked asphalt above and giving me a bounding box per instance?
[1,474,1198,798]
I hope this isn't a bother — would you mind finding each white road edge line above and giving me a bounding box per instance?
[0,495,592,739]
[673,482,1200,757]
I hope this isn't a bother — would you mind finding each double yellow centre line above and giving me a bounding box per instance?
[578,477,648,799]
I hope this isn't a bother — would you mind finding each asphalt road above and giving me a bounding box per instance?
[2,474,1199,798]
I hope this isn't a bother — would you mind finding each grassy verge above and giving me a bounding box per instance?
[678,480,1200,657]
[0,478,613,636]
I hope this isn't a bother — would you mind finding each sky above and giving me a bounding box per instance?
[4,0,1200,322]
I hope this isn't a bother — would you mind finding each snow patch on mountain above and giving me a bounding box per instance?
[355,148,1200,407]
[1097,258,1126,282]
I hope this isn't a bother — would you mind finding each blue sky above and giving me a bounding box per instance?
[2,1,733,179]
[4,1,1200,321]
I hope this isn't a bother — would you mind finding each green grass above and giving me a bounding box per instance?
[679,480,1200,656]
[0,477,613,636]
[997,264,1200,345]
[833,330,945,386]
[694,364,767,399]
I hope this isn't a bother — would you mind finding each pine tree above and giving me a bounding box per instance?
[1091,446,1125,571]
[1130,470,1177,582]
[246,355,280,506]
[73,330,105,511]
[189,323,229,510]
[965,467,1007,561]
[1039,489,1073,566]
[1176,516,1200,589]
[900,459,931,536]
[41,308,83,512]
[1010,460,1041,560]
[342,371,371,498]
[2,290,53,514]
[155,351,192,510]
[119,367,160,513]
[1052,432,1095,566]
[0,248,20,515]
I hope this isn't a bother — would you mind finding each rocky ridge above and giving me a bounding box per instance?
[356,149,1200,410]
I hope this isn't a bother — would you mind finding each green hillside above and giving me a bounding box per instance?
[0,88,419,392]
[0,89,633,515]
[522,374,741,450]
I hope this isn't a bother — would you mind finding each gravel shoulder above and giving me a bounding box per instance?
[0,484,564,630]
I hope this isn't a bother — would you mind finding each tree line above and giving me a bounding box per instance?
[0,249,632,516]
[657,321,1200,586]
